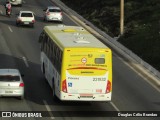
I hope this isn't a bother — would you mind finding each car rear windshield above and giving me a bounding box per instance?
[0,75,20,81]
[21,13,33,17]
[49,9,61,12]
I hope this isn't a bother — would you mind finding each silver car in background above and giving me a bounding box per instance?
[0,69,24,100]
[9,0,23,6]
[43,6,63,22]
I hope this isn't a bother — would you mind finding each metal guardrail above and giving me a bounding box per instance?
[52,0,160,81]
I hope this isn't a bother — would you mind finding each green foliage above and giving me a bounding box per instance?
[119,22,160,70]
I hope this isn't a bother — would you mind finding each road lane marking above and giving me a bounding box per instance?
[8,26,13,32]
[0,10,3,14]
[22,56,29,67]
[110,102,120,112]
[43,100,55,119]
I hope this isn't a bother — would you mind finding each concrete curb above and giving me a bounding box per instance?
[51,0,160,85]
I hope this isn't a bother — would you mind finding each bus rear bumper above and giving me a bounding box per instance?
[59,92,112,101]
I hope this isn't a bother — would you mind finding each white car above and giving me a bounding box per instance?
[16,11,35,27]
[9,0,23,6]
[43,6,63,22]
[0,69,24,100]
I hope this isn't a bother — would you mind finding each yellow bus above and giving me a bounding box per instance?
[39,25,112,101]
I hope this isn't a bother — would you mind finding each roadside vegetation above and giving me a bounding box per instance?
[61,0,160,71]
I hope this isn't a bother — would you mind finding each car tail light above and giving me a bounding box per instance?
[19,83,24,87]
[62,80,67,93]
[60,12,62,15]
[106,80,111,93]
[32,20,35,23]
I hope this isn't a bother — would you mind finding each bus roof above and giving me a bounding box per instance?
[44,25,109,49]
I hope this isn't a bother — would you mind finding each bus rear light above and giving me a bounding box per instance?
[106,80,111,93]
[62,80,67,93]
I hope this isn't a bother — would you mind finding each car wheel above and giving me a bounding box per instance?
[59,21,63,24]
[18,95,24,100]
[16,22,19,26]
[31,24,34,28]
[44,17,48,22]
[43,17,46,21]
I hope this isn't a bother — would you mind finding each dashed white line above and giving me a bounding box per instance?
[8,26,13,32]
[43,100,55,119]
[0,10,3,14]
[22,56,29,67]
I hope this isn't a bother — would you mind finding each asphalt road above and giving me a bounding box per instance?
[0,0,160,120]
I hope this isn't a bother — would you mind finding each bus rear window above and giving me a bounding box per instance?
[95,58,105,64]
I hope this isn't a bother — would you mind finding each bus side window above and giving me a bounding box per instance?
[44,36,48,53]
[59,52,62,72]
[50,43,53,60]
[53,44,57,66]
[52,42,55,58]
[48,39,53,60]
[56,48,61,73]
[53,44,56,57]
[59,52,62,63]
[55,47,59,58]
[41,34,47,51]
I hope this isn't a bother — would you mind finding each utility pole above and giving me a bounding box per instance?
[120,0,124,35]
